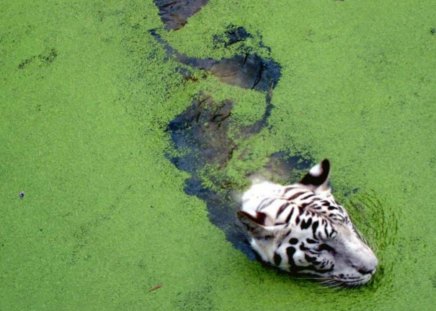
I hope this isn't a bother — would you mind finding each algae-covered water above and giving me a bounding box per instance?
[1,0,435,310]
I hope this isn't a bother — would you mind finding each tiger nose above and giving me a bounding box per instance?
[353,255,378,275]
[357,267,375,275]
[352,247,378,271]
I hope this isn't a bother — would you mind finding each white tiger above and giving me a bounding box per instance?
[238,159,378,286]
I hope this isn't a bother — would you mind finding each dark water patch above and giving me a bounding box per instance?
[256,151,314,184]
[185,177,254,257]
[168,93,236,170]
[213,25,252,48]
[149,29,281,92]
[175,66,200,82]
[166,93,313,258]
[209,54,281,92]
[214,25,272,54]
[153,0,209,30]
[166,93,254,256]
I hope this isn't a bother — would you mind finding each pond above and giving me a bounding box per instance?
[1,0,435,310]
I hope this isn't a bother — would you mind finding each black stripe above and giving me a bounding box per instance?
[286,191,306,201]
[284,207,295,223]
[273,252,282,266]
[300,193,314,200]
[256,211,267,225]
[318,244,336,254]
[284,186,297,193]
[329,228,336,238]
[300,199,315,209]
[300,217,313,230]
[289,238,299,245]
[286,246,296,264]
[299,243,309,251]
[324,225,329,238]
[304,254,317,263]
[295,216,301,225]
[312,221,319,238]
[258,198,275,210]
[276,202,289,218]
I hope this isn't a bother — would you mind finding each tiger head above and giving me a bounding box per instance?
[238,159,378,287]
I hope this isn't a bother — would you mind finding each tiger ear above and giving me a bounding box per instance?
[299,159,331,193]
[237,211,273,239]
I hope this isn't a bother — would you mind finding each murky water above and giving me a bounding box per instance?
[1,0,435,310]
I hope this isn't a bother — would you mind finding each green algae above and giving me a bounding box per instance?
[1,0,436,310]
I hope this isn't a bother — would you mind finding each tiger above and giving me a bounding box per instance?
[237,159,378,287]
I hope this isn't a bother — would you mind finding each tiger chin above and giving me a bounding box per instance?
[237,159,378,287]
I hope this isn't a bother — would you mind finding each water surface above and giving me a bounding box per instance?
[1,0,435,310]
